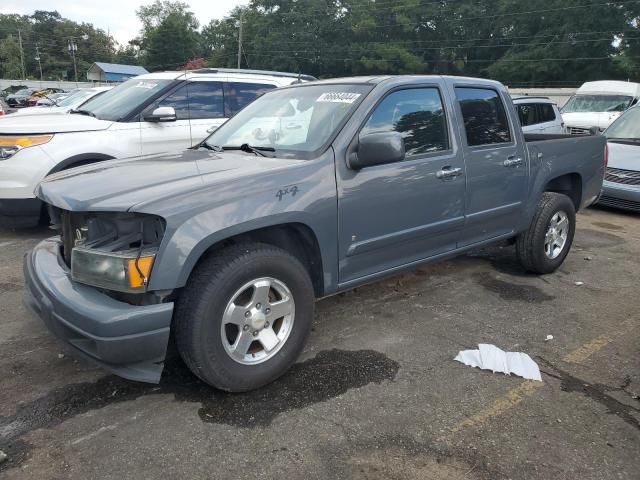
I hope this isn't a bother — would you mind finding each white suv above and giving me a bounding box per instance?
[512,96,565,134]
[0,69,315,227]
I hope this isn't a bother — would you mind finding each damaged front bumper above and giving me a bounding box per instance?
[23,238,174,383]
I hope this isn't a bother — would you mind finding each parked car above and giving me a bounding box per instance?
[513,96,565,134]
[13,87,113,116]
[5,88,37,108]
[1,85,28,98]
[562,80,640,134]
[598,106,640,212]
[23,75,606,390]
[35,92,71,107]
[0,69,314,227]
[25,88,67,107]
[0,102,4,116]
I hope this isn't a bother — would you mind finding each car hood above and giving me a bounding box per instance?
[606,140,640,171]
[11,106,71,116]
[0,112,112,134]
[36,148,305,212]
[562,111,622,129]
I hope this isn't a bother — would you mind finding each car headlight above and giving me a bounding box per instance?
[71,247,157,293]
[0,135,53,160]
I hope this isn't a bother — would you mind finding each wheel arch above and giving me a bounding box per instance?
[48,153,116,175]
[177,221,326,298]
[543,172,582,210]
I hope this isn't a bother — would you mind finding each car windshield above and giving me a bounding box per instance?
[78,78,174,121]
[204,83,372,159]
[58,89,97,107]
[562,94,633,113]
[604,108,640,140]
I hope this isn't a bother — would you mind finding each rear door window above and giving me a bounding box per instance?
[538,103,556,122]
[225,82,276,116]
[456,87,512,146]
[158,81,224,120]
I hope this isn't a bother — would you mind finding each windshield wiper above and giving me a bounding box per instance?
[225,144,276,157]
[192,141,222,152]
[70,109,96,118]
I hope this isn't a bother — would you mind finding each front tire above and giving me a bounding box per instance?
[174,242,315,392]
[516,192,576,274]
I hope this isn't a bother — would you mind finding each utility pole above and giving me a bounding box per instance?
[35,44,43,81]
[237,12,244,69]
[68,39,78,84]
[17,29,26,80]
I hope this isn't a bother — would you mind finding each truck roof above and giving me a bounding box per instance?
[577,80,640,97]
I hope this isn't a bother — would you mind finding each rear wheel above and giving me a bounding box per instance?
[174,242,315,391]
[516,192,576,274]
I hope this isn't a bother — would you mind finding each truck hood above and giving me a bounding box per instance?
[562,111,622,130]
[0,112,112,134]
[36,148,304,212]
[607,140,640,171]
[11,106,71,117]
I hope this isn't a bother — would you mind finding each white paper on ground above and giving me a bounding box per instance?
[454,343,542,381]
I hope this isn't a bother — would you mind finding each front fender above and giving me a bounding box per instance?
[144,153,338,293]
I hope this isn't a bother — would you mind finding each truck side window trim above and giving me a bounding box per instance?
[454,86,515,150]
[353,85,454,165]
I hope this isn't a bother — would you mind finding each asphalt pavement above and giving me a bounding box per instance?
[0,206,638,479]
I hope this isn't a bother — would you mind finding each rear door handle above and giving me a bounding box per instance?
[503,156,523,167]
[436,166,463,179]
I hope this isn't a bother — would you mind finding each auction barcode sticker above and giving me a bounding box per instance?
[317,92,361,103]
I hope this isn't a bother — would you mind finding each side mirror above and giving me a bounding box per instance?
[588,126,600,136]
[349,132,405,170]
[144,106,177,123]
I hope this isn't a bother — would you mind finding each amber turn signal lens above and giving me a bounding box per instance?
[127,256,155,288]
[0,135,53,148]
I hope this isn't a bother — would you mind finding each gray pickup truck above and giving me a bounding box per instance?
[24,76,606,391]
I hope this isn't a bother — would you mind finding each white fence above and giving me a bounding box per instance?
[0,79,112,90]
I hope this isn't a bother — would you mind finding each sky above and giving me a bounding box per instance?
[0,0,249,45]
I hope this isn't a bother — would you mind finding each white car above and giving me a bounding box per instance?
[562,80,640,134]
[512,96,565,134]
[12,87,113,116]
[0,69,315,227]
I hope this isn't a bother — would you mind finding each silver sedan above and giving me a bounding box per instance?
[599,106,640,212]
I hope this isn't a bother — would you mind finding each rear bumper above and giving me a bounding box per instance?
[23,238,174,383]
[598,181,640,212]
[0,198,42,228]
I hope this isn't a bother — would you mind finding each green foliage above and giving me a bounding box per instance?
[2,1,640,85]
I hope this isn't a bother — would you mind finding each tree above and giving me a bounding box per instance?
[0,35,23,79]
[144,12,201,70]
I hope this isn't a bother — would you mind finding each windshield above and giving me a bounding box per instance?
[78,78,174,121]
[204,84,372,159]
[562,94,633,113]
[604,107,640,140]
[58,89,98,107]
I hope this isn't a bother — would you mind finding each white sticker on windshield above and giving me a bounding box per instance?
[317,92,361,104]
[134,81,158,89]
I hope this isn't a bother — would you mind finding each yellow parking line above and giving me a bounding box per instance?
[437,380,542,444]
[562,334,612,364]
[437,323,635,443]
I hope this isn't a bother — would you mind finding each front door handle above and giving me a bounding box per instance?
[503,157,523,167]
[436,166,463,179]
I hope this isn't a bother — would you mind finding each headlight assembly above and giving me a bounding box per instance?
[0,135,53,160]
[71,247,157,293]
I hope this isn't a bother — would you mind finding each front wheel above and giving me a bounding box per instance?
[516,192,576,274]
[174,242,315,391]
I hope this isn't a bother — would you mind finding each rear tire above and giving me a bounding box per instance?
[174,242,315,392]
[516,192,576,274]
